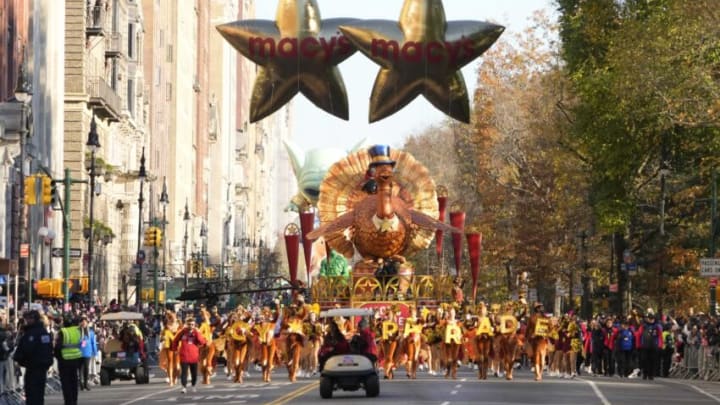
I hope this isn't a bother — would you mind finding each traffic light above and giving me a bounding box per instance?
[155,228,163,247]
[50,179,58,206]
[24,175,37,205]
[144,227,157,247]
[41,175,52,205]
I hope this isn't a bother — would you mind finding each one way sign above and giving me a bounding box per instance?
[51,248,83,259]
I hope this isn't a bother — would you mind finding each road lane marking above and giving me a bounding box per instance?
[450,390,458,395]
[689,385,720,403]
[454,384,462,388]
[118,386,179,405]
[440,402,450,405]
[265,381,319,405]
[584,380,611,405]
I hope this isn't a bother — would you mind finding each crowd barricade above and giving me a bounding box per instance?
[670,345,720,381]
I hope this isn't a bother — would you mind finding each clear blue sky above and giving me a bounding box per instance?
[252,0,556,151]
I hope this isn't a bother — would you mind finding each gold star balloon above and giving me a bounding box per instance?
[339,0,504,123]
[216,0,358,123]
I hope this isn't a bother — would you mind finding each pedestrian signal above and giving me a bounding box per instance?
[41,175,53,205]
[24,175,37,205]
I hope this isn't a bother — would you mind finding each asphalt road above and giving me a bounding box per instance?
[44,367,720,405]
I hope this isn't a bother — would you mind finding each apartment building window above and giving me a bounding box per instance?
[111,58,118,91]
[167,44,173,63]
[166,82,172,101]
[128,79,135,116]
[159,29,164,47]
[128,24,135,59]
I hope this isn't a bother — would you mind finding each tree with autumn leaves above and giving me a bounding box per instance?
[404,1,720,317]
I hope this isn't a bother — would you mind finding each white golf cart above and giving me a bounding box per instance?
[318,308,379,399]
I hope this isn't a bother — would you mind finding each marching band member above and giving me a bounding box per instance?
[379,305,401,379]
[474,303,495,380]
[198,309,215,384]
[439,305,463,379]
[527,302,550,381]
[253,307,278,382]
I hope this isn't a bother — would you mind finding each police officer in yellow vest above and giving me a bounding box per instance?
[54,317,83,405]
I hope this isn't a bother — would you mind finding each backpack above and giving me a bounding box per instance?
[642,324,659,349]
[664,331,674,349]
[619,329,633,351]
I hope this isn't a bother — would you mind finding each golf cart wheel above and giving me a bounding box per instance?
[100,369,111,386]
[319,376,333,399]
[135,366,148,384]
[365,374,379,397]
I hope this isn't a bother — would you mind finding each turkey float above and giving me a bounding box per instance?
[307,145,458,269]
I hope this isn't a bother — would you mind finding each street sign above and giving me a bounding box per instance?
[20,244,29,258]
[572,285,583,296]
[710,278,718,288]
[700,258,720,277]
[51,248,82,258]
[609,283,618,293]
[136,250,146,265]
[528,288,537,302]
[159,276,173,282]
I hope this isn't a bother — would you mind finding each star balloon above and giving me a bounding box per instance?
[339,0,504,123]
[216,0,358,123]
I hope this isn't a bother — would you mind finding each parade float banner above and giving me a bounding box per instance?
[466,232,482,303]
[299,210,316,280]
[217,0,503,124]
[284,224,301,284]
[449,211,465,275]
[435,187,448,259]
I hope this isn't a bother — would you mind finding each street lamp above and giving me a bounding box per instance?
[14,62,32,313]
[135,147,147,310]
[182,200,190,288]
[86,115,101,305]
[200,222,208,267]
[159,177,169,311]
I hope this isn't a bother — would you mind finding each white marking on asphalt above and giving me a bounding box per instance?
[118,386,179,405]
[664,379,720,403]
[454,384,461,388]
[441,402,450,405]
[584,380,611,405]
[461,378,467,382]
[450,390,458,395]
[690,386,720,403]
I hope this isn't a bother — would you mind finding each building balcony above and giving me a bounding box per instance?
[105,32,125,58]
[86,77,122,122]
[86,5,107,37]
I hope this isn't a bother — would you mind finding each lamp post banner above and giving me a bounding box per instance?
[449,211,465,276]
[435,195,447,258]
[284,233,300,284]
[466,232,482,303]
[299,211,315,280]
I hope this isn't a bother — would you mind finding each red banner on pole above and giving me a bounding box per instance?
[284,233,300,284]
[449,211,465,276]
[436,194,448,258]
[299,211,315,281]
[466,232,482,303]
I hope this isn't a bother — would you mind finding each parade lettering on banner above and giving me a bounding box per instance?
[444,323,463,344]
[534,318,550,338]
[477,317,494,336]
[382,320,399,340]
[498,315,518,334]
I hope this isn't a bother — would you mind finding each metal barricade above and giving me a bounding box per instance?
[682,345,700,379]
[699,346,720,381]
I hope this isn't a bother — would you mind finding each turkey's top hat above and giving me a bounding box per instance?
[368,145,396,168]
